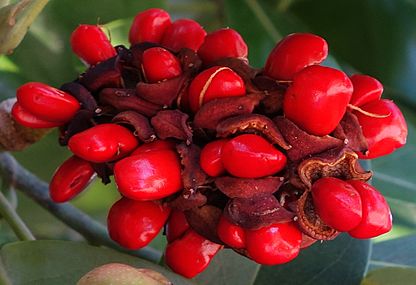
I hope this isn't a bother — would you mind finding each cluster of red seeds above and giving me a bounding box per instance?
[11,8,408,278]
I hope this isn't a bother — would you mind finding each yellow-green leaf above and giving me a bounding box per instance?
[0,0,49,55]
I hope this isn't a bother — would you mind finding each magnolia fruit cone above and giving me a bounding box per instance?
[0,98,50,151]
[77,263,172,285]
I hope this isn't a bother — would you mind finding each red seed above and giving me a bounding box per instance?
[49,156,95,203]
[70,24,116,65]
[129,8,171,45]
[16,82,80,123]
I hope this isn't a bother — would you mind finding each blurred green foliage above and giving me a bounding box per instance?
[1,0,416,284]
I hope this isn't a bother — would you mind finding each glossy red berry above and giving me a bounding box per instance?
[200,139,228,177]
[11,102,61,128]
[283,65,353,136]
[188,66,245,113]
[165,229,222,278]
[311,177,362,232]
[350,74,383,107]
[245,222,302,265]
[16,82,80,123]
[166,210,190,243]
[217,215,245,249]
[114,150,182,200]
[132,140,176,155]
[107,197,171,249]
[49,156,95,203]
[70,24,116,65]
[142,47,182,83]
[198,28,248,64]
[264,33,328,80]
[161,19,207,52]
[347,180,392,239]
[129,8,171,45]
[354,99,407,159]
[68,124,138,163]
[222,134,287,178]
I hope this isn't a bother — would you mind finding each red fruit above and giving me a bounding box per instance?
[16,82,80,123]
[222,134,287,178]
[161,19,206,52]
[348,180,392,239]
[245,222,302,265]
[129,8,171,45]
[200,139,228,177]
[68,124,138,163]
[132,140,176,155]
[142,47,182,83]
[198,28,248,64]
[264,33,328,80]
[217,215,245,249]
[166,210,190,243]
[354,99,407,159]
[283,65,353,136]
[49,156,95,203]
[350,74,383,107]
[11,102,61,128]
[70,24,116,65]
[114,150,182,200]
[165,229,222,278]
[311,177,362,232]
[188,66,245,113]
[107,197,171,249]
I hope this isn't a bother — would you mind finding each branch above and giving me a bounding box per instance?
[0,152,162,263]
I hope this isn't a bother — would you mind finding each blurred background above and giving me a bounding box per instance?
[0,0,415,252]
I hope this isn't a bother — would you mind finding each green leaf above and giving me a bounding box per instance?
[0,240,195,285]
[0,0,49,55]
[370,235,416,269]
[254,234,371,285]
[361,267,416,285]
[288,0,416,108]
[195,249,260,285]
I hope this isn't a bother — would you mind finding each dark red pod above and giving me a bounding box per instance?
[222,134,287,178]
[264,33,328,80]
[107,197,171,249]
[349,74,383,107]
[68,124,138,163]
[142,47,182,83]
[70,24,116,65]
[114,149,183,200]
[245,222,302,265]
[311,177,362,232]
[348,180,392,239]
[188,66,245,113]
[355,99,407,159]
[166,210,190,243]
[49,156,95,203]
[198,28,248,64]
[217,215,245,249]
[16,82,80,123]
[165,229,222,278]
[11,102,61,128]
[129,8,171,45]
[283,65,353,136]
[161,18,207,52]
[200,139,228,177]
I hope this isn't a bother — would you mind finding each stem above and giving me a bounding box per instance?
[244,0,282,42]
[0,258,12,285]
[0,187,35,241]
[0,152,161,263]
